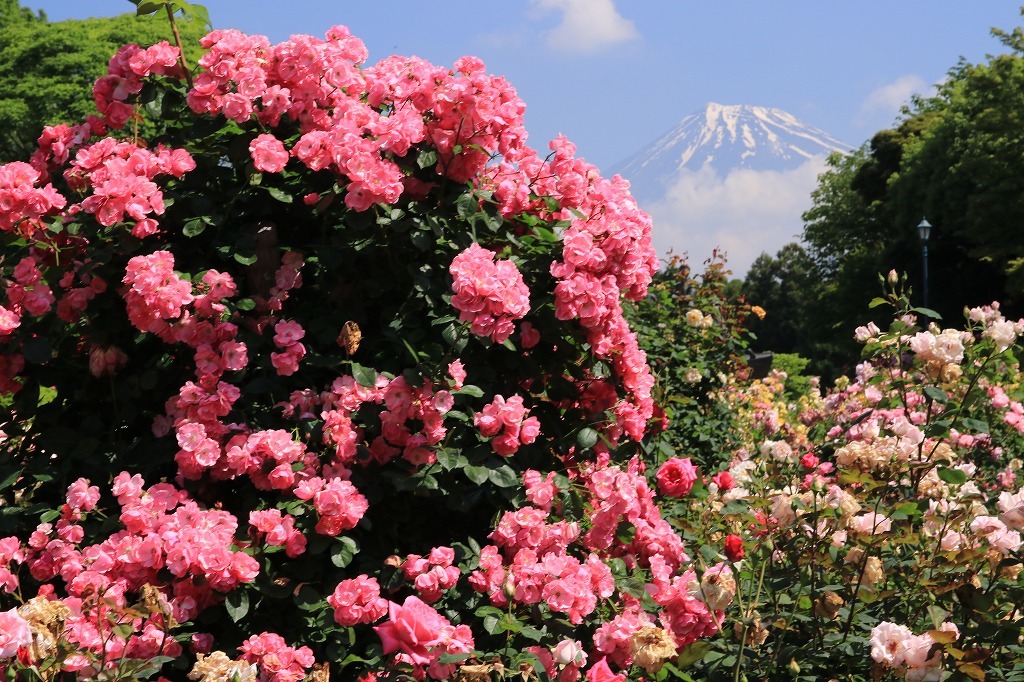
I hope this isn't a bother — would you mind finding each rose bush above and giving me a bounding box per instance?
[659,275,1024,681]
[0,3,738,680]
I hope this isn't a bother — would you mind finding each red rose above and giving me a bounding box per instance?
[724,534,744,562]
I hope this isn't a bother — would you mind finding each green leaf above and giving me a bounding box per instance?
[488,465,518,488]
[266,187,293,203]
[133,0,164,15]
[922,385,949,404]
[442,323,468,353]
[225,590,249,622]
[960,417,989,433]
[676,641,712,667]
[937,467,968,485]
[464,465,490,485]
[455,384,484,398]
[576,427,599,450]
[482,615,501,634]
[0,468,22,491]
[182,217,207,237]
[868,297,888,308]
[351,363,377,388]
[912,306,942,319]
[331,537,358,568]
[416,149,438,169]
[233,252,258,265]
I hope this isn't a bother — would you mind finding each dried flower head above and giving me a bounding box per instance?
[629,626,678,675]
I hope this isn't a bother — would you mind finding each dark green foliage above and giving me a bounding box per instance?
[626,253,754,470]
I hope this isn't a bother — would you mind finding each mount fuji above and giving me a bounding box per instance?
[610,103,852,273]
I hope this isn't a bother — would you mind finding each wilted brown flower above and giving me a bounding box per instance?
[734,617,769,646]
[814,591,844,620]
[630,626,678,675]
[337,320,361,355]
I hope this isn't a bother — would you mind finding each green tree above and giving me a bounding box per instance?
[891,21,1024,303]
[795,14,1024,377]
[0,1,206,161]
[741,241,821,357]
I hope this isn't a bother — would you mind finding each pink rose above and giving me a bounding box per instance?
[656,457,698,498]
[0,608,31,657]
[374,596,450,667]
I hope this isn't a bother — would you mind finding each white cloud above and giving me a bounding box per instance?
[530,0,638,53]
[857,74,929,125]
[642,158,830,277]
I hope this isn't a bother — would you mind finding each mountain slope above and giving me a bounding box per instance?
[614,102,850,203]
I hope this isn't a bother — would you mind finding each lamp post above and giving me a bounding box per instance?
[918,218,932,309]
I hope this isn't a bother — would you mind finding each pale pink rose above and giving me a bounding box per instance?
[0,608,31,657]
[553,638,587,666]
[870,621,913,667]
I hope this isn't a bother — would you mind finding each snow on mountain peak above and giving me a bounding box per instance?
[612,103,850,203]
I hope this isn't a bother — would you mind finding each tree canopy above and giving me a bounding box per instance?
[0,0,206,161]
[746,12,1024,378]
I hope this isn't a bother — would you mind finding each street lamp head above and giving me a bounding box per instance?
[918,218,932,242]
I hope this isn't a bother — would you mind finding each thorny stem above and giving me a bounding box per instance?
[164,4,194,89]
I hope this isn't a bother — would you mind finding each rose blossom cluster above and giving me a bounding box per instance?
[186,28,526,210]
[0,19,689,680]
[0,161,67,236]
[871,621,959,682]
[449,242,531,344]
[315,373,455,468]
[238,632,315,682]
[67,137,195,237]
[474,393,541,456]
[3,474,267,674]
[327,575,388,627]
[402,547,461,603]
[93,41,181,130]
[480,136,658,448]
[249,509,307,558]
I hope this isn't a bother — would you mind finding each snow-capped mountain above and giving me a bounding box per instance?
[613,102,850,203]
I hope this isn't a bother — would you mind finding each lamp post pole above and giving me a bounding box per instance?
[918,218,932,309]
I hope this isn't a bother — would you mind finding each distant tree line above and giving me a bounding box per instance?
[742,13,1024,380]
[0,0,205,162]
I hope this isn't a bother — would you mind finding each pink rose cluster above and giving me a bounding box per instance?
[0,255,56,340]
[239,631,315,682]
[468,461,715,676]
[328,574,388,627]
[270,319,307,376]
[474,393,541,456]
[870,621,959,682]
[402,547,461,603]
[68,137,195,237]
[6,473,264,673]
[449,242,531,344]
[0,162,67,236]
[314,373,455,468]
[93,41,181,130]
[184,27,527,210]
[249,509,307,558]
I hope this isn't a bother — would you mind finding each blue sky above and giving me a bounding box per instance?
[24,1,1024,272]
